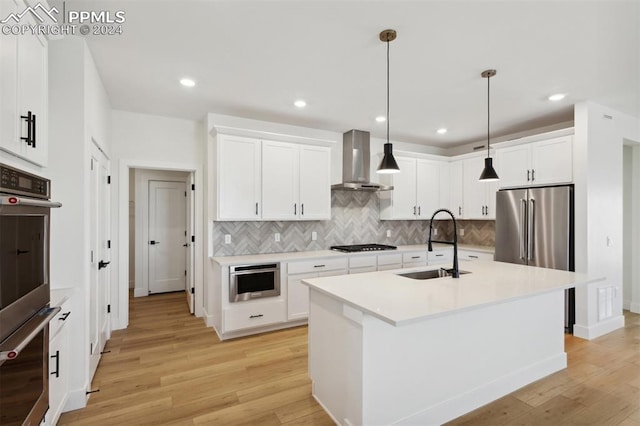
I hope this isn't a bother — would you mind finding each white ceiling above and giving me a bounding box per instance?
[52,1,640,147]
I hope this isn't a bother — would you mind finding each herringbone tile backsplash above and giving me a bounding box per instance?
[212,192,494,256]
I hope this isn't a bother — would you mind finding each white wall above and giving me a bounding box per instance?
[573,101,640,339]
[110,110,205,329]
[48,36,112,410]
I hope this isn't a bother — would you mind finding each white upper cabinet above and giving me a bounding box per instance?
[496,136,573,188]
[216,135,262,220]
[380,156,443,220]
[462,156,498,219]
[299,145,331,220]
[262,141,299,220]
[0,0,48,166]
[214,134,331,221]
[448,160,464,219]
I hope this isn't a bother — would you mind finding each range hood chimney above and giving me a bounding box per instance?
[331,130,393,191]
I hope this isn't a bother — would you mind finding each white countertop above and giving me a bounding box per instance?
[211,243,494,266]
[302,261,602,326]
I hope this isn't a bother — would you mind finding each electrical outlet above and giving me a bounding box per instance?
[386,230,391,237]
[459,228,465,237]
[311,231,317,241]
[275,233,281,242]
[434,228,438,236]
[224,234,231,244]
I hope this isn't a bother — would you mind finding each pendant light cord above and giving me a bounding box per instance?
[386,38,390,145]
[487,72,490,158]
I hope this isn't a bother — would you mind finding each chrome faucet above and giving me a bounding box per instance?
[427,208,459,278]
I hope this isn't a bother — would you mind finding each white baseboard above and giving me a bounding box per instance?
[133,287,147,298]
[64,385,88,412]
[573,314,625,340]
[393,353,567,425]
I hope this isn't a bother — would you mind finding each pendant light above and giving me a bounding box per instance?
[377,29,400,174]
[478,69,500,182]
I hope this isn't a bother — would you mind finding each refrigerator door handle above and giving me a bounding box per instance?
[520,198,526,260]
[528,198,535,261]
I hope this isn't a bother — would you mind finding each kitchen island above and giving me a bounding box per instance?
[302,260,602,426]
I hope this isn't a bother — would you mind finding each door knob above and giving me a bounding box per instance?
[149,240,160,245]
[183,243,188,247]
[98,260,110,270]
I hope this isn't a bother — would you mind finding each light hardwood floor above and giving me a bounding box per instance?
[59,292,640,425]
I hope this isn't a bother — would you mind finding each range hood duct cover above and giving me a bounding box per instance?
[331,130,393,191]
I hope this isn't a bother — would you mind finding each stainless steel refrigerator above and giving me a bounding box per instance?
[494,185,575,332]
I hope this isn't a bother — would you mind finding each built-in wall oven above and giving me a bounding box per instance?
[229,263,280,302]
[0,163,62,425]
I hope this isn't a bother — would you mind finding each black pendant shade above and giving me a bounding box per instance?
[478,157,499,181]
[378,142,400,174]
[377,29,400,174]
[479,69,499,182]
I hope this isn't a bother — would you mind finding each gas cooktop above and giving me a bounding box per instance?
[330,244,397,253]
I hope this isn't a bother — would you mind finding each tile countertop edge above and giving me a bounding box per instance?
[211,243,495,265]
[301,261,604,327]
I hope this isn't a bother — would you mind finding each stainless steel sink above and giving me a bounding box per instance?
[398,269,470,280]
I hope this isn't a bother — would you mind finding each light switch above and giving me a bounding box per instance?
[275,233,281,242]
[386,230,391,237]
[224,234,231,244]
[311,231,317,241]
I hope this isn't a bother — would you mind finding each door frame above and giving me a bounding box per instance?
[115,159,203,330]
[133,171,188,298]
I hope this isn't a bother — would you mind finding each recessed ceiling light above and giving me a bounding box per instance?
[180,78,195,87]
[437,128,448,134]
[548,93,566,101]
[294,100,306,108]
[375,116,386,123]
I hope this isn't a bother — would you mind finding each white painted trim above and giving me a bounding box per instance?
[393,150,449,162]
[573,314,625,340]
[115,159,204,331]
[210,125,336,146]
[631,143,640,315]
[491,127,575,150]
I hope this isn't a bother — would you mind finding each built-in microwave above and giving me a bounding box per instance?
[229,263,280,302]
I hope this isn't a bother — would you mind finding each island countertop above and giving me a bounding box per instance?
[302,260,603,326]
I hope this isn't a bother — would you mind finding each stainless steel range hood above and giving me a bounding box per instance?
[331,130,393,191]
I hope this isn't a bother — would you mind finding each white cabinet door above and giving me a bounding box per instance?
[287,272,316,321]
[484,179,498,219]
[299,145,331,220]
[217,135,262,220]
[416,159,440,220]
[449,160,464,218]
[16,6,48,166]
[391,157,418,219]
[463,156,485,219]
[49,323,69,425]
[0,0,18,159]
[496,144,530,188]
[438,162,451,214]
[262,140,299,220]
[530,136,573,185]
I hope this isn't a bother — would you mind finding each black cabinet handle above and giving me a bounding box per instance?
[149,240,160,245]
[20,111,33,146]
[301,203,304,216]
[249,314,264,319]
[98,260,110,270]
[532,169,535,181]
[31,113,36,148]
[255,202,258,215]
[527,169,531,182]
[418,206,421,216]
[458,206,462,216]
[59,312,70,321]
[294,203,297,215]
[314,264,326,268]
[468,255,479,259]
[435,254,444,257]
[51,350,60,378]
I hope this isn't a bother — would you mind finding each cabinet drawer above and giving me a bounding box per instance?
[402,251,427,265]
[288,257,348,275]
[349,266,377,274]
[49,300,71,340]
[224,300,286,332]
[377,253,402,266]
[428,249,452,264]
[459,250,494,261]
[349,255,377,269]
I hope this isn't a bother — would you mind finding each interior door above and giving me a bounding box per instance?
[148,180,187,294]
[185,173,195,313]
[89,145,110,380]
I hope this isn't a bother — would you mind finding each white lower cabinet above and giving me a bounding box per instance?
[458,250,494,261]
[286,258,348,320]
[47,301,72,425]
[376,253,403,271]
[402,251,427,268]
[348,255,377,274]
[427,248,453,265]
[223,299,286,332]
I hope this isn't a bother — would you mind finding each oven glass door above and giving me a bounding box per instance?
[0,328,47,426]
[0,214,47,310]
